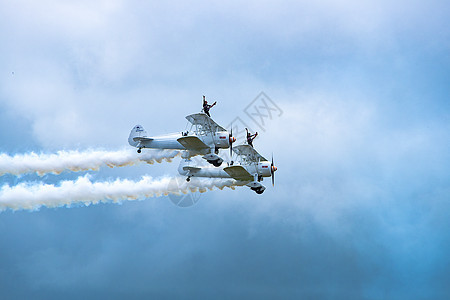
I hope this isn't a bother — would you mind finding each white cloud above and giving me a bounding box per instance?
[0,2,449,297]
[1,0,448,149]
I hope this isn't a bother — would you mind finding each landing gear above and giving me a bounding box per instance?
[251,187,265,194]
[186,176,191,182]
[212,160,222,167]
[137,148,142,153]
[207,159,222,167]
[255,188,264,194]
[203,153,223,167]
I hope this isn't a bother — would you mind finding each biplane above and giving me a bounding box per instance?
[178,144,277,194]
[128,113,236,167]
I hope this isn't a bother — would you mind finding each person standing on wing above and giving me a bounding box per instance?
[202,95,216,117]
[246,128,258,147]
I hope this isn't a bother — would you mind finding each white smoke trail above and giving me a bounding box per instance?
[0,149,180,177]
[0,175,243,212]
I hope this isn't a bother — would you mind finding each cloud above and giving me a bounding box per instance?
[0,0,449,299]
[1,0,449,149]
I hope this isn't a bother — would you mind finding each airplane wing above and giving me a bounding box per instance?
[177,136,210,150]
[233,144,268,162]
[185,113,227,132]
[183,166,201,174]
[223,165,253,181]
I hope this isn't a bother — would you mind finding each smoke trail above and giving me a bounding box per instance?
[0,149,180,176]
[0,175,242,212]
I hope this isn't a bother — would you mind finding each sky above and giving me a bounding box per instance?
[1,0,450,299]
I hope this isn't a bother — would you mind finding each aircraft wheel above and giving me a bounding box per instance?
[255,189,264,194]
[186,177,191,182]
[137,149,142,153]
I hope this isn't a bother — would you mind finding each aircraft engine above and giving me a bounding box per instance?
[257,162,272,177]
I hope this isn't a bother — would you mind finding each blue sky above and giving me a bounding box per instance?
[1,0,449,299]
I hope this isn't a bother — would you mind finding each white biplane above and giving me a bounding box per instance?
[178,144,277,194]
[128,113,236,167]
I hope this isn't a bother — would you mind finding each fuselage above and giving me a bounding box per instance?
[178,159,272,179]
[141,133,185,150]
[179,164,231,178]
[138,131,231,150]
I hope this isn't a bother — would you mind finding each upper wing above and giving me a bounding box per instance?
[185,113,226,132]
[223,165,253,181]
[233,144,268,162]
[177,136,210,150]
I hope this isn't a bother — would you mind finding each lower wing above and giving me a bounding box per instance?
[177,136,210,151]
[223,165,253,181]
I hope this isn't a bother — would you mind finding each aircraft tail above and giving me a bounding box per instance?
[128,125,148,147]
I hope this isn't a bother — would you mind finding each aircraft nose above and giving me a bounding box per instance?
[229,136,236,143]
[271,165,277,172]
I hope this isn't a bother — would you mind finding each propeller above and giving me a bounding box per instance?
[229,124,236,159]
[271,153,277,186]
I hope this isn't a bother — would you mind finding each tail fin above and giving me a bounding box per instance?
[128,125,148,147]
